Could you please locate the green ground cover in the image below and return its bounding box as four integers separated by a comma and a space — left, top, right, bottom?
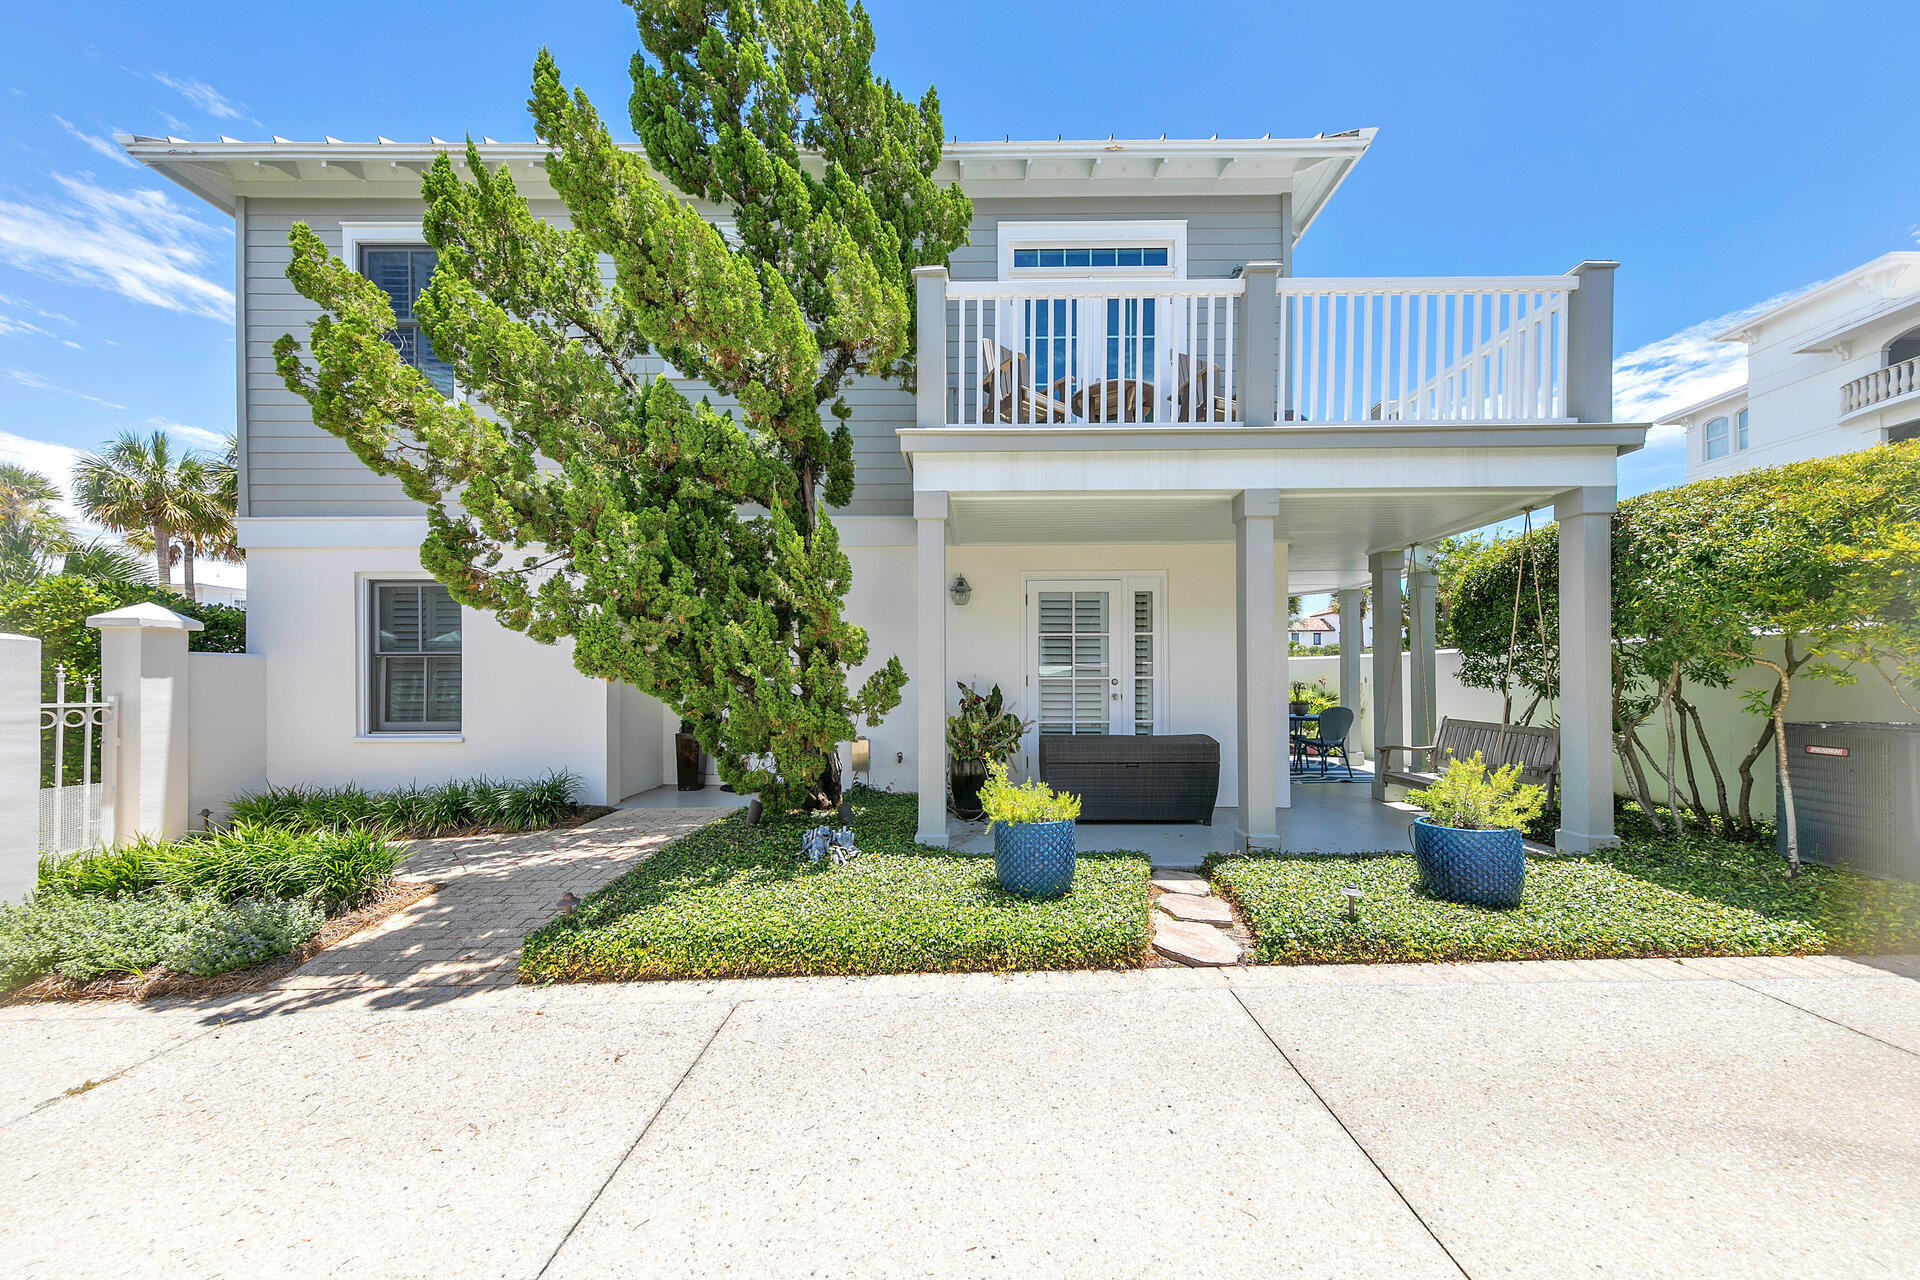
520, 790, 1151, 982
1209, 835, 1920, 965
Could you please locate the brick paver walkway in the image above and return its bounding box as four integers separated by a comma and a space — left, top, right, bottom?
273, 807, 718, 993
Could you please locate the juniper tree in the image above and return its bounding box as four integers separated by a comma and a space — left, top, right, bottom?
274, 0, 971, 808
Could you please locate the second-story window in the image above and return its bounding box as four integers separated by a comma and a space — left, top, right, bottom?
1736, 407, 1749, 451
1704, 416, 1730, 460
359, 246, 456, 397
1013, 247, 1170, 269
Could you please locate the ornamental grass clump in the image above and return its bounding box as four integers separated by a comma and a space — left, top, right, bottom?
229, 769, 581, 837
36, 825, 401, 915
978, 762, 1081, 825
1405, 752, 1546, 831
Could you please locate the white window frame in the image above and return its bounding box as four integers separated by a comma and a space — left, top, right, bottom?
355, 572, 464, 742
1735, 406, 1749, 451
1703, 415, 1730, 461
338, 222, 468, 404
996, 220, 1188, 281
1018, 571, 1170, 775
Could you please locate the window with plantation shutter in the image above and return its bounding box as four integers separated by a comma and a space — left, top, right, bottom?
370, 581, 462, 732
1024, 575, 1165, 765
358, 246, 455, 397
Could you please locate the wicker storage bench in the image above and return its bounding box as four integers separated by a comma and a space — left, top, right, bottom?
1038, 733, 1220, 824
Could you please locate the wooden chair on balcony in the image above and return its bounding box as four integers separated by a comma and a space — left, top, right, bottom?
979, 339, 1068, 423
1171, 352, 1238, 422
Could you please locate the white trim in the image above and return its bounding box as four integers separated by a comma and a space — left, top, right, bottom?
338, 221, 426, 265
996, 220, 1188, 281
239, 517, 430, 549
357, 571, 463, 737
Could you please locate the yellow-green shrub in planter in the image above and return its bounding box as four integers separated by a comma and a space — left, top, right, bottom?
981, 763, 1082, 898
1405, 753, 1547, 909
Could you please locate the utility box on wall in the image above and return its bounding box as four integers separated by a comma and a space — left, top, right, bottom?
1777, 722, 1920, 882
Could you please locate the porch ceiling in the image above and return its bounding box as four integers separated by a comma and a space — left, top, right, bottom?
944, 488, 1554, 589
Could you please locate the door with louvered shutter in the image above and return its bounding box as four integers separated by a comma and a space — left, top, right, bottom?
1024, 577, 1167, 774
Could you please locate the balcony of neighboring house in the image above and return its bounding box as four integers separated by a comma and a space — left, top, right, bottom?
1839, 330, 1920, 425
926, 268, 1587, 429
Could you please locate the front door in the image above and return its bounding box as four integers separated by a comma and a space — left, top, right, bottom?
1022, 576, 1165, 774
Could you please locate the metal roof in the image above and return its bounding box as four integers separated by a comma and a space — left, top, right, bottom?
117, 130, 1375, 243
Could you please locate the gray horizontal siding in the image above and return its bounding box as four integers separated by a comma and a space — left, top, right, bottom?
245, 193, 1281, 520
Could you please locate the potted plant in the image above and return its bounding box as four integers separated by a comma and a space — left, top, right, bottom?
674, 719, 704, 791
1288, 679, 1326, 717
946, 681, 1032, 820
1404, 751, 1547, 908
979, 761, 1082, 898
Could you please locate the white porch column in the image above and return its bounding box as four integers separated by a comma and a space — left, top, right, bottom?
89, 602, 202, 844
1235, 490, 1281, 847
913, 266, 948, 429
1336, 589, 1365, 763
1408, 546, 1439, 750
1555, 486, 1618, 852
0, 633, 40, 902
1368, 550, 1405, 800
914, 490, 950, 846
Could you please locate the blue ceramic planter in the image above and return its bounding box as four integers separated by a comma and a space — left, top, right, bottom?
1411, 818, 1525, 909
993, 819, 1077, 898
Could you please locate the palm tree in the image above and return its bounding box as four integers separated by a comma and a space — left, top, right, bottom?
0, 462, 75, 582
72, 431, 205, 595
60, 537, 155, 587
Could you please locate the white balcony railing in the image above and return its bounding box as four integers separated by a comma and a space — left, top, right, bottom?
921, 267, 1591, 428
1841, 356, 1920, 417
1276, 277, 1574, 424
944, 278, 1246, 426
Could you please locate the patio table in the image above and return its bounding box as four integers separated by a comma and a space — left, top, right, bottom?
1289, 713, 1319, 772
1060, 376, 1156, 423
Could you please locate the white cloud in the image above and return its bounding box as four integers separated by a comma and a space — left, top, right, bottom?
149, 72, 251, 123
1611, 289, 1805, 445
0, 172, 232, 321
7, 367, 126, 410
51, 115, 136, 168
0, 292, 81, 347
146, 415, 227, 450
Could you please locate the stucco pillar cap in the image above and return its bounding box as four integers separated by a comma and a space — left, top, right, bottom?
86, 601, 205, 632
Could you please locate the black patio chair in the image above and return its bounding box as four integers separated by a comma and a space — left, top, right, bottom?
1293, 705, 1356, 779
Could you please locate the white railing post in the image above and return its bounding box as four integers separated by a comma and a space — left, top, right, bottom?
1239, 262, 1281, 426
914, 266, 949, 428
89, 602, 203, 844
1564, 261, 1618, 424
0, 633, 40, 902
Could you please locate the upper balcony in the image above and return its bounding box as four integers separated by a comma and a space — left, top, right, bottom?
1839, 355, 1920, 422
915, 264, 1611, 431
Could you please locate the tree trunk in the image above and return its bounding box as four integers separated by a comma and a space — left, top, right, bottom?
1662, 665, 1684, 841
1753, 656, 1799, 874
1673, 692, 1711, 825
1680, 696, 1734, 831
153, 522, 172, 589
181, 536, 198, 602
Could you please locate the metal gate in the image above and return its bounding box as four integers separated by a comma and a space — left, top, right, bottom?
39, 666, 115, 853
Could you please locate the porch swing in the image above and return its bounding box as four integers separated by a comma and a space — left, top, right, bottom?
1376, 510, 1562, 798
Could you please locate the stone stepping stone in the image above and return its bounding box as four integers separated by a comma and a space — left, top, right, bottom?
1149, 871, 1210, 895
1156, 893, 1233, 926
1153, 917, 1241, 967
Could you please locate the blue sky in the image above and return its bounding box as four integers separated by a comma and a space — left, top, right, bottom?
1, 0, 1915, 550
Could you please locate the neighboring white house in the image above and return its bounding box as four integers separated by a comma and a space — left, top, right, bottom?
1287, 611, 1335, 648
1662, 252, 1920, 481
123, 128, 1642, 854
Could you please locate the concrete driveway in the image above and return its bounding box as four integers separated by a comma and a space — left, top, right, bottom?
2, 955, 1917, 1279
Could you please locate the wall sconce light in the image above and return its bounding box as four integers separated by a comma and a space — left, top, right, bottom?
949, 573, 973, 606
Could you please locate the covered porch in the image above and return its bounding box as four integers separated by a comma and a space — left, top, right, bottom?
950, 772, 1443, 869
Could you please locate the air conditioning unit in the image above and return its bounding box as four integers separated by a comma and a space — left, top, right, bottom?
1777, 722, 1920, 881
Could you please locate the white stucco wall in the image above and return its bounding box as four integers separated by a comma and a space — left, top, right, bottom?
0, 633, 40, 903
188, 652, 268, 824
244, 544, 639, 802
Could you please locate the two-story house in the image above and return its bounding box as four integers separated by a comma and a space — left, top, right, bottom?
1661, 252, 1920, 481
123, 130, 1644, 855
